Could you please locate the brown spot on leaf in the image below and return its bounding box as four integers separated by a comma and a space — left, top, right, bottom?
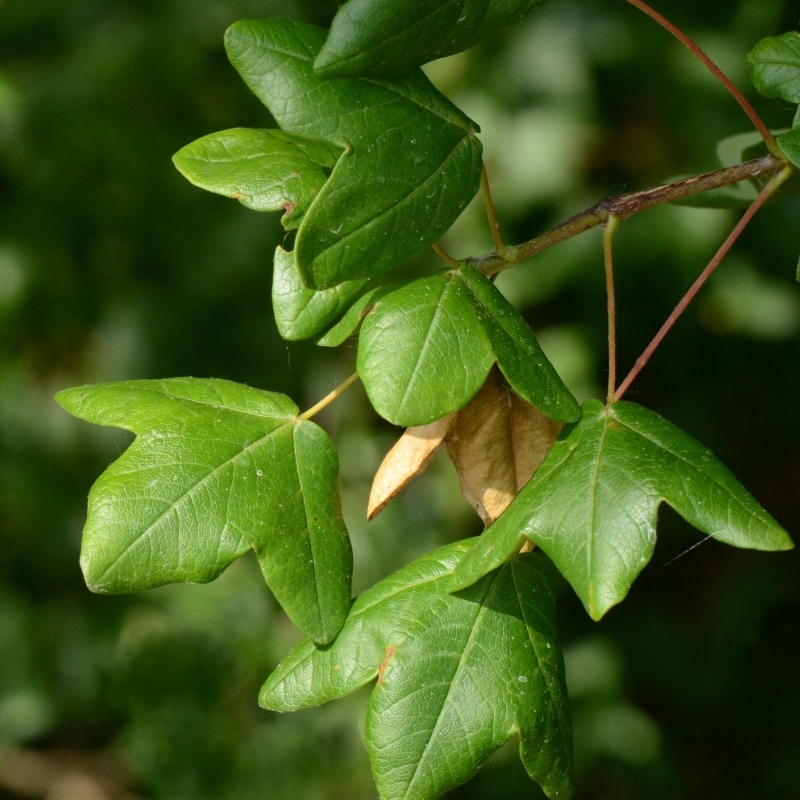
376, 646, 396, 686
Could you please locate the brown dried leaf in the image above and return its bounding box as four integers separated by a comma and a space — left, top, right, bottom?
367, 413, 456, 520
446, 368, 563, 526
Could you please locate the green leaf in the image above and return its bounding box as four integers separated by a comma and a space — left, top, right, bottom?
451, 400, 792, 620
747, 32, 800, 104
172, 128, 340, 229
357, 270, 578, 427
55, 378, 353, 644
460, 267, 579, 423
314, 284, 396, 348
224, 19, 483, 289
261, 541, 572, 800
358, 272, 494, 426
272, 246, 370, 340
778, 127, 800, 169
314, 0, 546, 78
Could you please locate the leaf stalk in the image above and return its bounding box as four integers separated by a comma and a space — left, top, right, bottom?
299, 372, 361, 421
603, 216, 620, 405
614, 166, 793, 400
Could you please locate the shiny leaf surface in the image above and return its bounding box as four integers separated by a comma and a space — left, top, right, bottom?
56, 379, 353, 644
451, 400, 792, 620
261, 541, 572, 800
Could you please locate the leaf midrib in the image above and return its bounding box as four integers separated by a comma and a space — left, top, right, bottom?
93, 421, 293, 582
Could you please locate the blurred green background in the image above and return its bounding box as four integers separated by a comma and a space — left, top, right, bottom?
1, 0, 799, 798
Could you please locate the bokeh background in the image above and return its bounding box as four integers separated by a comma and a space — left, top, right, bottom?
2, 0, 800, 798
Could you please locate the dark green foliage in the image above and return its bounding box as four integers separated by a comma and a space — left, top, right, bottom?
314, 0, 548, 78
225, 19, 483, 289
262, 542, 572, 800
451, 400, 792, 619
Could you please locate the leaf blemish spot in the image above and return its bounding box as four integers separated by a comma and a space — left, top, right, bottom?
376, 646, 396, 686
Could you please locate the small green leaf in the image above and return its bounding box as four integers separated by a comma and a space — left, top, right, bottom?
747, 32, 800, 104
357, 272, 494, 426
451, 400, 792, 620
56, 378, 353, 644
460, 267, 579, 423
314, 0, 546, 78
225, 19, 483, 289
778, 127, 800, 169
272, 247, 370, 341
357, 270, 578, 426
172, 128, 340, 229
794, 105, 800, 128
261, 541, 572, 800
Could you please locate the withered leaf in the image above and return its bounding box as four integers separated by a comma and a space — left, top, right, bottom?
446, 369, 563, 526
367, 414, 456, 520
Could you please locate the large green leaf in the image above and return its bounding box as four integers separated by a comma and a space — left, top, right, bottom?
272, 246, 370, 340
224, 19, 483, 289
56, 378, 353, 644
172, 128, 340, 229
261, 541, 572, 800
357, 269, 578, 426
314, 0, 546, 78
747, 32, 800, 104
451, 400, 792, 620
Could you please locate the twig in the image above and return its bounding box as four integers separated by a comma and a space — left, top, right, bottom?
299, 372, 361, 420
432, 242, 462, 268
624, 0, 779, 154
603, 216, 620, 404
468, 154, 786, 276
481, 164, 506, 254
615, 166, 793, 400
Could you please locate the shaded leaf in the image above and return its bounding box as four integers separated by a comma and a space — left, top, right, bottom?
748, 32, 800, 104
172, 128, 340, 229
778, 127, 800, 169
315, 284, 402, 348
357, 269, 577, 427
272, 246, 370, 341
446, 368, 563, 525
261, 541, 572, 800
367, 414, 455, 520
56, 379, 353, 644
225, 19, 483, 289
314, 0, 547, 78
451, 400, 792, 620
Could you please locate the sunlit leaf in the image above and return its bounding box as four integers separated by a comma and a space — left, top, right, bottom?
261, 541, 573, 800
172, 128, 340, 229
314, 0, 547, 78
451, 400, 792, 620
357, 269, 578, 426
56, 378, 353, 644
224, 19, 483, 289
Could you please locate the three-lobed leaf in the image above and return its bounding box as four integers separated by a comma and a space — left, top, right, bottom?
747, 32, 800, 104
451, 400, 793, 620
314, 0, 547, 78
261, 541, 573, 800
357, 267, 579, 426
56, 378, 353, 644
224, 19, 483, 289
172, 128, 340, 229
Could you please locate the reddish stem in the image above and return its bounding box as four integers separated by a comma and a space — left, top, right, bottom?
625, 0, 779, 154
615, 167, 792, 401
481, 164, 505, 254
